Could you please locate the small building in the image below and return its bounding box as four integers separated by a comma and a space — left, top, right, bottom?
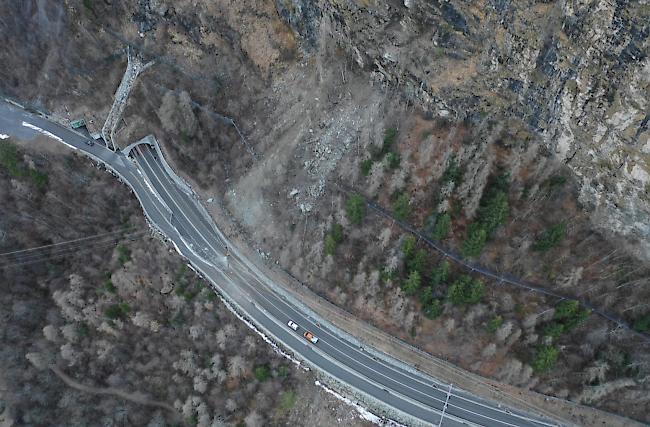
70, 118, 86, 129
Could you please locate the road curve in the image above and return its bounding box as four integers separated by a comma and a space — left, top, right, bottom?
0, 99, 561, 427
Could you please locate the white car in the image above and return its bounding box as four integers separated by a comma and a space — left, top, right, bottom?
287, 320, 299, 331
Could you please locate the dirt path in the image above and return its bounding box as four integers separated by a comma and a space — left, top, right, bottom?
51, 366, 178, 416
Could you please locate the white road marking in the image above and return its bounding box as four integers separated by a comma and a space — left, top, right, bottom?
21, 121, 78, 150
136, 144, 555, 427
225, 251, 554, 426
226, 264, 539, 427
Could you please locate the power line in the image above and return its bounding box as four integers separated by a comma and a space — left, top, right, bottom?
1, 231, 146, 265
0, 240, 123, 269
334, 180, 650, 343
0, 228, 139, 257
1, 231, 145, 262
0, 232, 145, 269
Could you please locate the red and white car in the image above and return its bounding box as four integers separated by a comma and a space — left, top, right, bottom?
303, 331, 319, 344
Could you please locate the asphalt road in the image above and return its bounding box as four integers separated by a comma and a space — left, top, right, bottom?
0, 99, 560, 427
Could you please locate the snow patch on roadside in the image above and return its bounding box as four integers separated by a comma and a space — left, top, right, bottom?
133, 163, 308, 372
213, 288, 309, 372
21, 121, 78, 151
166, 240, 309, 372
0, 133, 9, 139
150, 181, 406, 420
171, 240, 185, 259
136, 168, 172, 212
186, 263, 199, 274
178, 234, 205, 261
314, 380, 405, 426
3, 98, 25, 109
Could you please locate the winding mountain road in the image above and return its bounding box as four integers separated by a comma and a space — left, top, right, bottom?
0, 99, 561, 427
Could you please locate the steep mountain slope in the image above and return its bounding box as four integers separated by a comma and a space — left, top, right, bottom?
1, 0, 648, 423
0, 137, 367, 426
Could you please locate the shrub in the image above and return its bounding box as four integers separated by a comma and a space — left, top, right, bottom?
447, 275, 484, 305
171, 310, 185, 327
277, 390, 297, 414
460, 173, 510, 246
174, 275, 202, 302
477, 190, 509, 234
183, 288, 199, 302
402, 270, 421, 296
423, 299, 443, 319
431, 212, 451, 240
213, 76, 223, 96
382, 127, 397, 153
254, 365, 271, 381
546, 175, 567, 189
77, 322, 89, 337
380, 267, 396, 284
533, 223, 566, 252
392, 192, 411, 221
419, 286, 434, 305
597, 349, 639, 379
330, 223, 343, 243
553, 299, 590, 330
345, 193, 366, 225
406, 249, 427, 275
532, 345, 558, 373
277, 365, 290, 379
385, 152, 400, 169
202, 288, 217, 302
360, 158, 373, 176
449, 200, 462, 218
430, 260, 450, 287
554, 300, 580, 320
0, 141, 48, 190
180, 130, 191, 145
401, 235, 417, 259
104, 280, 117, 293
175, 264, 188, 282
441, 156, 462, 183
633, 313, 650, 333
491, 172, 511, 193
486, 316, 503, 333
542, 322, 565, 339
324, 234, 337, 256
0, 140, 23, 178
116, 244, 131, 265
105, 303, 130, 320
462, 223, 487, 257
324, 223, 344, 256
537, 301, 591, 365
29, 169, 48, 191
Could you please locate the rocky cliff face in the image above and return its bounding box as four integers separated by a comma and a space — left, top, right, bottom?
277, 0, 650, 259
2, 0, 649, 422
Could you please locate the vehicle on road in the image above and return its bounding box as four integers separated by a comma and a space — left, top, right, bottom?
303, 331, 319, 344
287, 320, 299, 331
85, 139, 94, 146
0, 101, 558, 427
